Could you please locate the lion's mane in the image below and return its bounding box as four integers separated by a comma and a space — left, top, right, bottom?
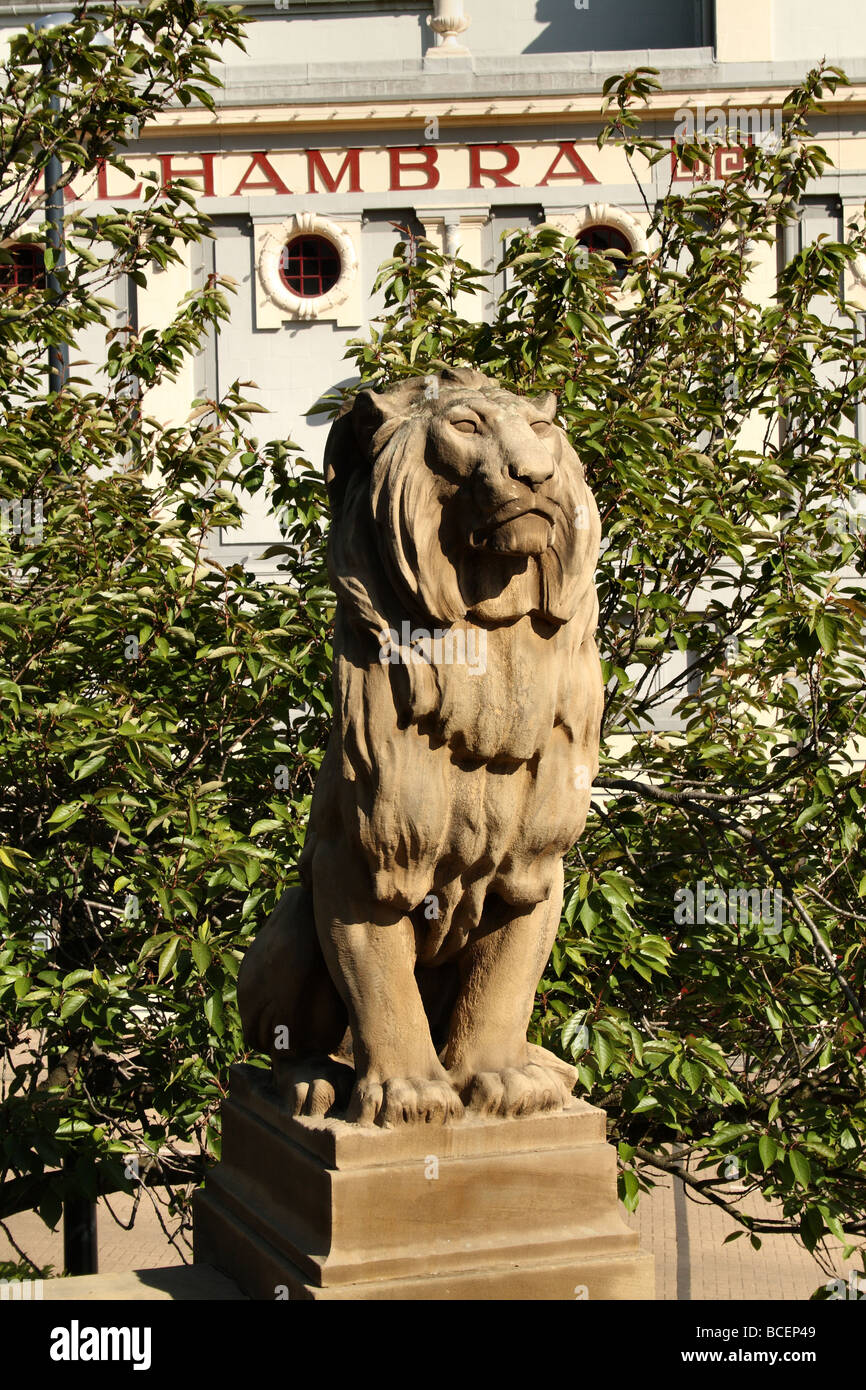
301, 370, 603, 955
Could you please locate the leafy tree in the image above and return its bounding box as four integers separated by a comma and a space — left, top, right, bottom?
0, 1, 333, 1264
321, 65, 866, 1292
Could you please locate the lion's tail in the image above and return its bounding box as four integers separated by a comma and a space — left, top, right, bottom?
237, 885, 347, 1061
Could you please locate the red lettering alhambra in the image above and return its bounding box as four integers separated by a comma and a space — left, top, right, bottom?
90, 142, 599, 199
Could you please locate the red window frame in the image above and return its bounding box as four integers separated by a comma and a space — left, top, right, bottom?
278, 235, 341, 298
576, 225, 632, 281
0, 243, 45, 292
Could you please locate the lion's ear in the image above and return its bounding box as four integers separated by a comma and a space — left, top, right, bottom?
323, 388, 398, 514
532, 391, 558, 422
351, 389, 398, 454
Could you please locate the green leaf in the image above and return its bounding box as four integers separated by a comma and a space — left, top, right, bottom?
204, 991, 224, 1037
814, 615, 837, 653
72, 754, 106, 780
61, 970, 92, 989
99, 805, 132, 837
248, 819, 283, 836
156, 937, 180, 983
621, 1168, 641, 1212
789, 1150, 812, 1187
631, 1095, 659, 1114
800, 1207, 824, 1252
680, 1060, 703, 1093
46, 803, 84, 827
594, 1031, 615, 1076
793, 803, 822, 833
191, 940, 212, 974
758, 1134, 777, 1169
174, 888, 198, 919
59, 992, 87, 1020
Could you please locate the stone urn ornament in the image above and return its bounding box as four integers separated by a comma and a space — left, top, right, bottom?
426, 0, 471, 54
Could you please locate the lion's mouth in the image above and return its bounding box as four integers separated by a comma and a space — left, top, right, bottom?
470, 499, 556, 555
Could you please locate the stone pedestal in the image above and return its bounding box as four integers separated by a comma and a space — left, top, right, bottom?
193, 1064, 654, 1301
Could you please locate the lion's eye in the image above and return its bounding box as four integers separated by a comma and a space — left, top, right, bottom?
530, 420, 552, 433
451, 418, 479, 434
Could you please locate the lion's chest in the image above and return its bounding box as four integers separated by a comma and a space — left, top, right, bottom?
330, 617, 599, 930
428, 620, 564, 763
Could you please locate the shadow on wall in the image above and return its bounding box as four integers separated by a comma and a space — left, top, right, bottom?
305, 372, 359, 434
524, 0, 702, 54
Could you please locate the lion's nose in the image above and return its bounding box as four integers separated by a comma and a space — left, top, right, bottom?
505, 443, 554, 488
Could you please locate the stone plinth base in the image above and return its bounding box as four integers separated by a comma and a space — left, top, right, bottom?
193, 1063, 654, 1301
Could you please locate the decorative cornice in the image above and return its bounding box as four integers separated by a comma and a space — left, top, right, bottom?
133, 71, 866, 138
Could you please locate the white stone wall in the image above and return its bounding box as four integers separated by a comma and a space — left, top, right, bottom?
771, 0, 866, 63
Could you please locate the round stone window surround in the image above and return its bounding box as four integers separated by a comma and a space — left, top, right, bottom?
568, 202, 648, 259
258, 212, 358, 322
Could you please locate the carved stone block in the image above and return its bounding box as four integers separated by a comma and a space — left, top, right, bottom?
194, 1065, 654, 1300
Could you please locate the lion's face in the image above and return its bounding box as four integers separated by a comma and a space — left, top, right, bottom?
426, 384, 566, 559
324, 368, 600, 626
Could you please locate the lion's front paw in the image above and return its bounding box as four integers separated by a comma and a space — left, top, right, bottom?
275, 1055, 354, 1118
348, 1075, 464, 1128
460, 1061, 574, 1118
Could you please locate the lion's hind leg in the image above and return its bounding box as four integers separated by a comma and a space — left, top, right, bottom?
237, 884, 350, 1117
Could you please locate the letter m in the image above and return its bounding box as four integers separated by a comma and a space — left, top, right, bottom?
729, 886, 761, 924
101, 1328, 129, 1361
0, 499, 21, 533
730, 108, 763, 143
307, 149, 361, 193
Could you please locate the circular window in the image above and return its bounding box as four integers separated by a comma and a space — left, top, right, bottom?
279, 235, 341, 299
576, 225, 632, 282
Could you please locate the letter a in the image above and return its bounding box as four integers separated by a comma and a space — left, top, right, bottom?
231, 153, 291, 197
50, 1328, 70, 1362
539, 142, 599, 186
673, 886, 693, 925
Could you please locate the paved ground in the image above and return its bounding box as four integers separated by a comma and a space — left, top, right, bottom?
1, 1160, 853, 1299
621, 1164, 851, 1300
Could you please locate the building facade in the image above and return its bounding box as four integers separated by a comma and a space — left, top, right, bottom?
3, 0, 866, 578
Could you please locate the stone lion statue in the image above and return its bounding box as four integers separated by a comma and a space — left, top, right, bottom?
238, 367, 603, 1127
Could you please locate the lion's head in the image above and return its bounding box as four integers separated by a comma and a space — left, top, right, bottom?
324, 368, 599, 630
